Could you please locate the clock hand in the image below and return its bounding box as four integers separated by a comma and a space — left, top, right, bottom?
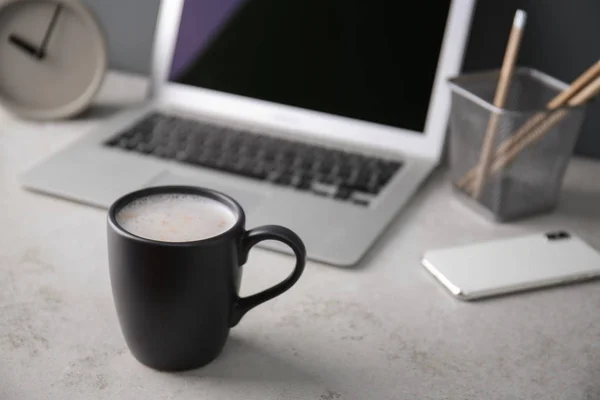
8, 34, 39, 58
7, 4, 63, 60
36, 4, 63, 59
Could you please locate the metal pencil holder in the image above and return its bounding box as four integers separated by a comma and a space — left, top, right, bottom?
447, 68, 587, 222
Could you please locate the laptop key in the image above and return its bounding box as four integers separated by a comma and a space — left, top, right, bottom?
294, 176, 312, 191
318, 175, 337, 186
335, 186, 353, 201
352, 175, 380, 194
251, 167, 269, 181
274, 173, 293, 186
337, 165, 354, 181
353, 198, 370, 207
368, 174, 382, 194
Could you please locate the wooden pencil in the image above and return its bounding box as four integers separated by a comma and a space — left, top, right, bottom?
469, 9, 527, 199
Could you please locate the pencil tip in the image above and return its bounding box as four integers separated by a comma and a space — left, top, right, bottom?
514, 9, 527, 28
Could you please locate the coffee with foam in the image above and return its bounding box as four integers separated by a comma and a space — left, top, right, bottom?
116, 193, 237, 242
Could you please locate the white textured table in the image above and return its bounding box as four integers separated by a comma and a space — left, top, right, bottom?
2, 72, 600, 400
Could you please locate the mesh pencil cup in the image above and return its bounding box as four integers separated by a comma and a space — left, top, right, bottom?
447, 68, 587, 222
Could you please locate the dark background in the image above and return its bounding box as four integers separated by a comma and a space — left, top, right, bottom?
85, 0, 600, 158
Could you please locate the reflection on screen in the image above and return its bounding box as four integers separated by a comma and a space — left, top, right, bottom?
169, 0, 451, 133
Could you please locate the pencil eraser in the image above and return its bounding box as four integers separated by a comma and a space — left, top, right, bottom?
514, 10, 527, 28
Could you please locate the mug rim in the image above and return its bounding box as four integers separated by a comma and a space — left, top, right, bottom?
107, 185, 246, 246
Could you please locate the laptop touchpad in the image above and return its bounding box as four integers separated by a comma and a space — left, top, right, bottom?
146, 172, 267, 213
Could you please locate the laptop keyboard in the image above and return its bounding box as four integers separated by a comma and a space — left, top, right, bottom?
104, 113, 402, 206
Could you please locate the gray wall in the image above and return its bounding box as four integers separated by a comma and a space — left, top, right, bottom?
86, 0, 600, 158
82, 0, 161, 75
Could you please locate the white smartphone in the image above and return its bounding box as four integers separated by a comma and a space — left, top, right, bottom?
422, 231, 600, 300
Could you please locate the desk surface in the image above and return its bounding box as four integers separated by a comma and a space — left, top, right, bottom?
2, 72, 600, 400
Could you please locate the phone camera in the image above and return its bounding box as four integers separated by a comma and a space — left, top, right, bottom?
546, 231, 571, 241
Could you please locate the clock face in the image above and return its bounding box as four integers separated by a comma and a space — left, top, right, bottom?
0, 0, 107, 119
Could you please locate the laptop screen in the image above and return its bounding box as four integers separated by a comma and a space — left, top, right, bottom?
169, 0, 451, 133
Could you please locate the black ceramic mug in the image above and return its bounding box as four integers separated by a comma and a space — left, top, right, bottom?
107, 186, 306, 371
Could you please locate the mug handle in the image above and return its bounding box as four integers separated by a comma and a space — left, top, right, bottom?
230, 225, 306, 327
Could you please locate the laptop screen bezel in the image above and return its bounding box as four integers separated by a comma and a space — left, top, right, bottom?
150, 0, 474, 160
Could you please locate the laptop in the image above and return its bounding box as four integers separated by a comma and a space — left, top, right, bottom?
20, 0, 474, 266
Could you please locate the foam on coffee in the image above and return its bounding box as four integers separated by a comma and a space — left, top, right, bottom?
116, 193, 237, 242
